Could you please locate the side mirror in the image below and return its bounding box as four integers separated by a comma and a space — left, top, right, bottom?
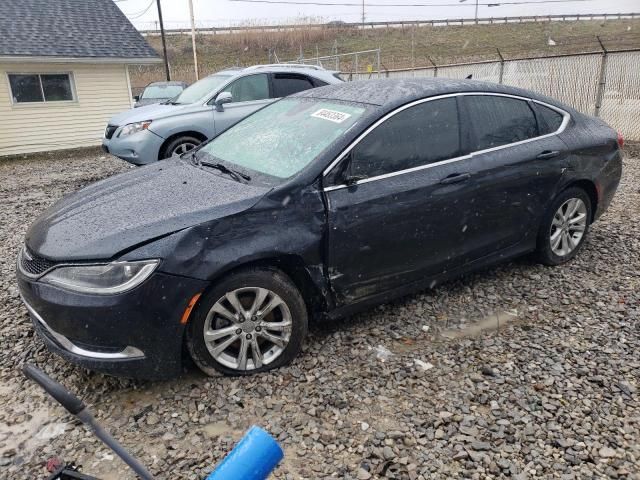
344, 172, 367, 186
340, 153, 366, 187
214, 91, 233, 112
133, 95, 140, 102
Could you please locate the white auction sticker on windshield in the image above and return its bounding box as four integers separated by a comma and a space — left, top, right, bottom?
311, 108, 352, 123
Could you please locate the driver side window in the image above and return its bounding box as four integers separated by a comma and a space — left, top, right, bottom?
349, 97, 461, 179
226, 74, 269, 103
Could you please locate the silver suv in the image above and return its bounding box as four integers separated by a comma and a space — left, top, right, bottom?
102, 64, 343, 165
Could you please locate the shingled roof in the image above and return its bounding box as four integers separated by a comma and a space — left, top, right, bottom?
0, 0, 161, 61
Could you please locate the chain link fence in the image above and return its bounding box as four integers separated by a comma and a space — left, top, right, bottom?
129, 48, 639, 140
364, 48, 640, 140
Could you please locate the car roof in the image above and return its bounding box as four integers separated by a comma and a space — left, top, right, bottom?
147, 81, 187, 87
293, 77, 575, 113
213, 64, 341, 84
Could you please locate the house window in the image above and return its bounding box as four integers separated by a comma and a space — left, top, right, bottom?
8, 73, 75, 103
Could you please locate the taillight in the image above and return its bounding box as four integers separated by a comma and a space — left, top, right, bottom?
617, 131, 624, 149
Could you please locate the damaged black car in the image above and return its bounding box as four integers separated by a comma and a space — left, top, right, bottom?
17, 79, 622, 379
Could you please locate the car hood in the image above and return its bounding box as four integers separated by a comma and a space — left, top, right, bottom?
25, 159, 271, 261
108, 102, 202, 125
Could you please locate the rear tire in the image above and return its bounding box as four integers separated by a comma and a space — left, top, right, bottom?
536, 187, 592, 266
186, 267, 308, 376
161, 135, 202, 159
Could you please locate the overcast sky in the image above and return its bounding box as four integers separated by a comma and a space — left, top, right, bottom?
115, 0, 639, 29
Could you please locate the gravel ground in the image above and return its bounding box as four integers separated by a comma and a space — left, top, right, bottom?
0, 147, 638, 479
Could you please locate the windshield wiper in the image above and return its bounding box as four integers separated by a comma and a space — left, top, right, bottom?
200, 160, 251, 182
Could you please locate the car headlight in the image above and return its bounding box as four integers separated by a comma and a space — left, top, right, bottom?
40, 260, 159, 294
118, 120, 152, 137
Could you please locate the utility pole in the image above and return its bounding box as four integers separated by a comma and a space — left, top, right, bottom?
188, 0, 199, 80
361, 0, 365, 27
459, 0, 479, 24
156, 0, 171, 80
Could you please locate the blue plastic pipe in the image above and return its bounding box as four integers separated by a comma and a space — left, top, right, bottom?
206, 426, 284, 480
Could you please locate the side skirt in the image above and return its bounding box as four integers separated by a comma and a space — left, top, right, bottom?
323, 241, 535, 321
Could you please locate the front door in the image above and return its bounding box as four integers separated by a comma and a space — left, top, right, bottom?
213, 73, 273, 135
324, 96, 472, 304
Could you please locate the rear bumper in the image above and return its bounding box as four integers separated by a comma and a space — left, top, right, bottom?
594, 149, 623, 221
17, 271, 208, 380
102, 128, 165, 166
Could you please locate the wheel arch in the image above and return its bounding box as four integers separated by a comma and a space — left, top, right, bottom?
563, 179, 598, 223
196, 254, 330, 323
159, 131, 208, 160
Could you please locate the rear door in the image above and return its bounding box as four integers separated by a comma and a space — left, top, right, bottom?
271, 73, 318, 98
213, 73, 272, 134
448, 94, 569, 266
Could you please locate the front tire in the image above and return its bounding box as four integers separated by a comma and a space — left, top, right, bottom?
186, 267, 308, 376
161, 135, 202, 159
536, 187, 592, 266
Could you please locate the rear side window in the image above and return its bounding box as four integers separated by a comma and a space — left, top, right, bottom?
534, 103, 564, 135
350, 97, 460, 179
226, 74, 269, 102
463, 95, 538, 151
272, 74, 315, 98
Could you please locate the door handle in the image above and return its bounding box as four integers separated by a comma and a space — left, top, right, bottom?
536, 150, 561, 159
440, 172, 471, 185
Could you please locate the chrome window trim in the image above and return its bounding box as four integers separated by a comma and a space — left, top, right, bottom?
322, 92, 570, 193
205, 72, 271, 105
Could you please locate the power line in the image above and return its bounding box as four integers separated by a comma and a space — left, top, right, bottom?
128, 0, 155, 19
227, 0, 595, 6
120, 0, 150, 16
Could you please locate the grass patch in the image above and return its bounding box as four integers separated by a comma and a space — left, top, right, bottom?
131, 18, 640, 91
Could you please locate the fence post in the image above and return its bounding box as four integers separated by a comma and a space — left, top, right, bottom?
428, 56, 438, 78
594, 36, 608, 117
496, 48, 505, 84
377, 48, 381, 79
355, 53, 359, 79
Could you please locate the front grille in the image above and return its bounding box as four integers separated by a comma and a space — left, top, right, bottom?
104, 124, 118, 139
20, 248, 58, 277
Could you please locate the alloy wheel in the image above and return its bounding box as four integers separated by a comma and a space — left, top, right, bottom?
203, 287, 293, 371
171, 141, 197, 156
549, 197, 587, 257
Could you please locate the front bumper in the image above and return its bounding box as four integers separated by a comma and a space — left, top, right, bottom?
102, 128, 165, 166
17, 271, 208, 380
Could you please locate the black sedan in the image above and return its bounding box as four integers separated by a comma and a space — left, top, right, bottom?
133, 81, 188, 107
17, 79, 623, 379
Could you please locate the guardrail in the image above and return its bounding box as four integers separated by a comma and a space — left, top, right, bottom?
139, 12, 639, 36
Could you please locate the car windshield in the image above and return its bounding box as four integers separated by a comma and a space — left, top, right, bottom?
198, 98, 367, 179
172, 74, 231, 104
142, 84, 185, 99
